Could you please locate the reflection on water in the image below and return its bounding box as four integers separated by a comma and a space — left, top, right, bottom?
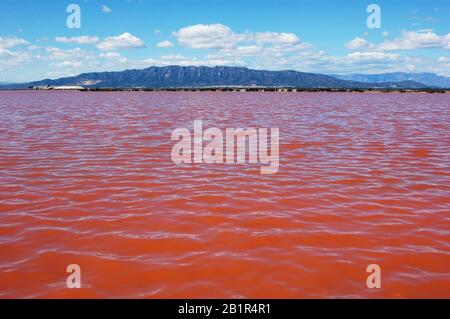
0, 91, 449, 298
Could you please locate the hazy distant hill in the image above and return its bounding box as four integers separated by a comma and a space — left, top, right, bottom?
1, 66, 431, 89
331, 72, 450, 88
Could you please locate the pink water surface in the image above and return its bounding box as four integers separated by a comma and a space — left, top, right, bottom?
0, 91, 449, 298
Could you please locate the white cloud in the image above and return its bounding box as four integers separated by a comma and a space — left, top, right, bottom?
101, 5, 112, 13
253, 32, 300, 45
346, 37, 371, 50
347, 51, 400, 61
171, 23, 310, 69
173, 23, 303, 51
99, 52, 128, 63
382, 31, 389, 37
234, 45, 263, 56
345, 30, 450, 53
170, 24, 443, 75
55, 36, 99, 44
0, 48, 14, 57
97, 33, 146, 51
99, 52, 121, 59
377, 30, 450, 51
50, 60, 83, 68
156, 40, 174, 48
45, 47, 91, 61
0, 48, 32, 71
174, 24, 237, 49
0, 36, 29, 49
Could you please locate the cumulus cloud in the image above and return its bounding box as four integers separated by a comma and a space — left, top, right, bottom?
346, 37, 372, 50
171, 23, 309, 67
99, 52, 128, 64
173, 24, 237, 50
378, 30, 450, 51
168, 23, 447, 75
173, 23, 303, 51
0, 47, 32, 71
156, 40, 174, 48
347, 51, 400, 61
99, 52, 121, 59
45, 47, 90, 60
0, 36, 29, 49
97, 33, 146, 51
348, 30, 450, 52
233, 45, 262, 56
50, 60, 83, 68
55, 36, 99, 44
253, 32, 300, 45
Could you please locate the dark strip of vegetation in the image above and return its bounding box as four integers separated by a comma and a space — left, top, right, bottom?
0, 86, 446, 93
78, 87, 447, 93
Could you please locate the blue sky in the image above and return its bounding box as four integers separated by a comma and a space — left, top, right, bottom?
0, 0, 449, 82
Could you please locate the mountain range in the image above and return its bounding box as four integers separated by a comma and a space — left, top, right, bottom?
0, 66, 444, 90
330, 72, 450, 88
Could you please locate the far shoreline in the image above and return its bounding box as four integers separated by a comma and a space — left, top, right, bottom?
1, 87, 448, 94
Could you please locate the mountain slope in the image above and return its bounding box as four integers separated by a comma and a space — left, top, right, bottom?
1, 66, 430, 89
331, 72, 450, 88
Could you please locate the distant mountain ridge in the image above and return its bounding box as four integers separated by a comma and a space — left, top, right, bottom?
0, 66, 433, 89
331, 72, 450, 88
